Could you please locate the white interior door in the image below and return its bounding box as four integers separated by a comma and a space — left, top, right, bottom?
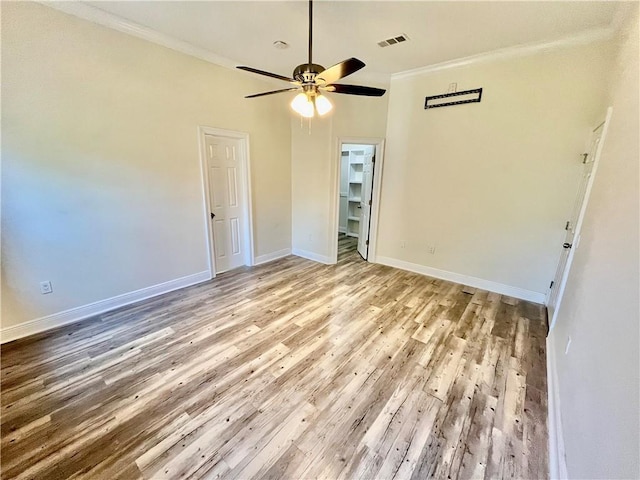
547, 111, 611, 328
357, 146, 375, 259
205, 134, 246, 273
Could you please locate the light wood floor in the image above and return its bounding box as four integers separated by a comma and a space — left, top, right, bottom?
1, 236, 548, 479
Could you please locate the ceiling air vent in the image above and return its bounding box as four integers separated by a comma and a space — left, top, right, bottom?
377, 34, 409, 48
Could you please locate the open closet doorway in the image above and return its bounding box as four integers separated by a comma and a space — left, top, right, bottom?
333, 139, 384, 263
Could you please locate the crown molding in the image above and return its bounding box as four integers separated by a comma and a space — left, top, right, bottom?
39, 1, 391, 87
38, 1, 616, 88
391, 26, 616, 81
610, 1, 637, 34
39, 1, 240, 71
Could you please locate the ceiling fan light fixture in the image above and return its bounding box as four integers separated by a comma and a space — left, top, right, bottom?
291, 92, 315, 118
315, 94, 333, 116
238, 0, 386, 112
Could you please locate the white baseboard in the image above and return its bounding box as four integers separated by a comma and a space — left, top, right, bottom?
0, 271, 211, 344
546, 335, 568, 479
375, 256, 546, 304
254, 248, 291, 266
292, 248, 334, 265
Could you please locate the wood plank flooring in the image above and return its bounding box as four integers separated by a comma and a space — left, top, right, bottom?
1, 236, 548, 479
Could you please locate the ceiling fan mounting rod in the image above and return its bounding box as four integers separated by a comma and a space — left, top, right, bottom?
308, 0, 313, 71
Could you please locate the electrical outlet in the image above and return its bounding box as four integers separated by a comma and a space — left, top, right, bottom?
427, 245, 436, 254
400, 241, 406, 248
565, 335, 572, 355
40, 281, 53, 295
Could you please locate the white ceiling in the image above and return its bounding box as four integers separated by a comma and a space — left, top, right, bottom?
84, 1, 622, 84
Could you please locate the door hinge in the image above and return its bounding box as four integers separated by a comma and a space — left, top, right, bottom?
549, 280, 554, 289
372, 155, 376, 163
368, 199, 372, 206
366, 240, 369, 245
582, 153, 589, 164
565, 221, 570, 231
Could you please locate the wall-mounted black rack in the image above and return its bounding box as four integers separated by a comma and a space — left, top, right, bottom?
424, 88, 483, 109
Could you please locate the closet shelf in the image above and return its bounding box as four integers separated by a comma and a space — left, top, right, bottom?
347, 216, 360, 222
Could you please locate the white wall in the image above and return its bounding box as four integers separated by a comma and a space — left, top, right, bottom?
378, 41, 615, 300
550, 6, 639, 478
291, 116, 334, 262
1, 3, 292, 330
291, 93, 388, 262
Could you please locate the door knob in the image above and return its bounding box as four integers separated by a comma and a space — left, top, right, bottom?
563, 242, 572, 249
210, 212, 216, 219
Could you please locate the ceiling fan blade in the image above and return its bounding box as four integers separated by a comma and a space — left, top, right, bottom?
325, 84, 386, 97
316, 58, 365, 85
236, 66, 296, 84
245, 88, 300, 99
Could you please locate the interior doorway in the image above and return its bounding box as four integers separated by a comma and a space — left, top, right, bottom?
547, 107, 612, 329
333, 139, 384, 263
199, 126, 255, 278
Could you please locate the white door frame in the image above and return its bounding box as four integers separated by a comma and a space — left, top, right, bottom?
330, 137, 385, 264
546, 107, 613, 330
198, 126, 255, 278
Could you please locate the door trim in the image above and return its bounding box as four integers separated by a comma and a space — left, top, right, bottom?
330, 137, 385, 264
198, 126, 255, 278
546, 107, 612, 330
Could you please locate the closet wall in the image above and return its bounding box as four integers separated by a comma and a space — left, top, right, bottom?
339, 144, 374, 238
338, 151, 349, 233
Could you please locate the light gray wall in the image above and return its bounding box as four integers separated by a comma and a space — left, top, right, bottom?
550, 6, 640, 478
1, 3, 292, 329
378, 40, 615, 299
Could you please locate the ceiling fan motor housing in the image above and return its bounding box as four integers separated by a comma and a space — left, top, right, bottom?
293, 63, 325, 84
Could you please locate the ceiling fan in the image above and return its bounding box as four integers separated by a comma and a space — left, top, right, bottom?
236, 0, 386, 118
